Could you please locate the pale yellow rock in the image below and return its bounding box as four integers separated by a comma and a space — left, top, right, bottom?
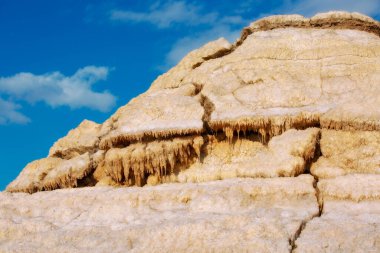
318, 174, 380, 202
102, 136, 204, 186
294, 174, 380, 252
311, 130, 380, 179
99, 84, 204, 148
6, 153, 93, 193
6, 157, 63, 193
41, 153, 92, 191
238, 11, 380, 45
178, 128, 319, 183
0, 175, 318, 253
97, 12, 380, 148
149, 38, 232, 91
186, 26, 380, 136
3, 11, 380, 253
49, 120, 105, 159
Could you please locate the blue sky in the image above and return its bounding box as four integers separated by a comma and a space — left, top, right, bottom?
1, 0, 380, 190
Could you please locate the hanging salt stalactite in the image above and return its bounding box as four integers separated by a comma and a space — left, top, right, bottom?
103, 136, 204, 186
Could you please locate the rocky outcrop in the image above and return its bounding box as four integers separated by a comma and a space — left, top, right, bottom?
0, 176, 318, 253
1, 11, 380, 252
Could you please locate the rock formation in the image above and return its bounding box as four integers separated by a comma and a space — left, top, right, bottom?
1, 11, 379, 252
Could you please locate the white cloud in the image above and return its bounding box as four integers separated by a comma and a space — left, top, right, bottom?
273, 0, 380, 17
110, 1, 218, 28
0, 66, 116, 124
0, 98, 30, 125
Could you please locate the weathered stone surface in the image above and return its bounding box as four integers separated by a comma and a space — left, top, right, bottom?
187, 27, 380, 136
3, 11, 380, 253
7, 153, 93, 193
99, 84, 205, 149
294, 174, 380, 252
238, 11, 380, 46
178, 128, 319, 183
0, 175, 318, 253
49, 120, 104, 159
311, 130, 380, 179
102, 136, 204, 186
149, 38, 232, 91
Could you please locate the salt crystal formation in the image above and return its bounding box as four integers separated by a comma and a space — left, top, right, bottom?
1, 11, 380, 252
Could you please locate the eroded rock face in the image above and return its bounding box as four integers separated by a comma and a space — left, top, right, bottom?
2, 11, 380, 252
49, 120, 105, 159
295, 174, 380, 252
311, 129, 380, 178
0, 176, 318, 253
178, 128, 319, 183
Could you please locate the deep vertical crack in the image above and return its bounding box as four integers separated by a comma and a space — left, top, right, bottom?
291, 141, 324, 252
290, 186, 323, 252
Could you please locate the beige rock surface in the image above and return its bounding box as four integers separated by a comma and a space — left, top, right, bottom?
294, 174, 380, 252
187, 27, 380, 136
178, 128, 319, 183
102, 136, 204, 186
311, 130, 380, 179
7, 153, 93, 193
0, 175, 318, 253
149, 38, 232, 91
49, 120, 104, 159
99, 84, 205, 149
3, 11, 380, 253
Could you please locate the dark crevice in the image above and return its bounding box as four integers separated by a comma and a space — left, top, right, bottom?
304, 129, 322, 174
200, 94, 215, 135
108, 132, 202, 149
191, 83, 203, 96
192, 48, 233, 69
290, 186, 323, 252
51, 147, 98, 160
77, 174, 97, 187
291, 142, 324, 252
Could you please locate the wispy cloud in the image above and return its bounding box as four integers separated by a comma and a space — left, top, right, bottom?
0, 98, 30, 125
0, 66, 117, 124
110, 1, 219, 28
112, 1, 247, 67
272, 0, 380, 17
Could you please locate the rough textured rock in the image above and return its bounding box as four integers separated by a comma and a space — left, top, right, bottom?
100, 84, 205, 149
0, 175, 318, 253
149, 38, 232, 91
178, 128, 319, 183
311, 129, 380, 179
294, 174, 380, 252
49, 120, 104, 159
2, 11, 380, 252
102, 136, 204, 186
191, 27, 380, 136
6, 153, 94, 193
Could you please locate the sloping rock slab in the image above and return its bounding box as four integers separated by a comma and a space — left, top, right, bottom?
0, 175, 318, 253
